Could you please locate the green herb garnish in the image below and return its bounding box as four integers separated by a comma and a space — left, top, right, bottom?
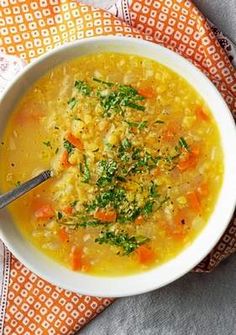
97, 159, 118, 187
121, 138, 132, 150
179, 137, 190, 151
117, 200, 141, 223
97, 81, 145, 116
93, 77, 114, 87
67, 97, 77, 109
157, 196, 170, 210
43, 141, 52, 149
78, 219, 107, 228
86, 186, 126, 212
95, 231, 149, 255
71, 200, 78, 208
143, 200, 154, 215
75, 80, 91, 96
57, 212, 63, 220
129, 151, 157, 174
80, 155, 90, 183
149, 181, 159, 198
125, 120, 148, 130
63, 139, 74, 154
155, 120, 165, 124
118, 138, 132, 162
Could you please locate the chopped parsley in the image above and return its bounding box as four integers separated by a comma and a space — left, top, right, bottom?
179, 137, 190, 151
58, 217, 108, 229
78, 219, 107, 228
97, 159, 118, 187
96, 81, 145, 116
118, 138, 132, 162
149, 181, 159, 198
86, 186, 126, 212
157, 196, 170, 210
125, 120, 148, 130
71, 200, 78, 208
117, 200, 142, 223
80, 155, 90, 183
43, 141, 52, 149
95, 231, 149, 255
93, 77, 114, 87
129, 151, 158, 174
143, 200, 154, 215
75, 80, 91, 96
57, 212, 63, 220
155, 120, 165, 124
63, 139, 74, 154
67, 97, 77, 109
121, 138, 132, 150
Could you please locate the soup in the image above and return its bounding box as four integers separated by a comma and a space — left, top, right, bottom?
0, 53, 223, 276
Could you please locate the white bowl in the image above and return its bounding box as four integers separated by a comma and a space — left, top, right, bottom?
0, 36, 236, 297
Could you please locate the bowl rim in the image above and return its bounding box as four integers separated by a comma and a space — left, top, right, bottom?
1, 35, 236, 297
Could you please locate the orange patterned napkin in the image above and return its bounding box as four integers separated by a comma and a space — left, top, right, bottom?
0, 0, 236, 334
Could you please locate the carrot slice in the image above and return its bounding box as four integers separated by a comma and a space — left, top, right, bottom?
58, 227, 69, 243
195, 106, 210, 121
15, 109, 43, 124
163, 128, 175, 141
162, 223, 186, 241
151, 167, 160, 176
187, 191, 201, 212
63, 206, 73, 215
136, 245, 155, 264
34, 204, 54, 220
177, 154, 195, 171
159, 210, 188, 241
94, 209, 117, 222
171, 230, 187, 240
135, 215, 144, 225
162, 122, 180, 142
197, 182, 208, 197
70, 247, 90, 272
138, 87, 155, 99
61, 150, 71, 168
67, 133, 84, 150
174, 209, 186, 225
162, 210, 188, 241
177, 147, 199, 171
70, 246, 83, 271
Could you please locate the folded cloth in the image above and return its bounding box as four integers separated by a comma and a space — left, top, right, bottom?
0, 1, 236, 334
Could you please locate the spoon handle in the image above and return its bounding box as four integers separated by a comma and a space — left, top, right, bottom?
0, 170, 52, 210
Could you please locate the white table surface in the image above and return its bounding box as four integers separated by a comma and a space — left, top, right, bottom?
80, 1, 236, 334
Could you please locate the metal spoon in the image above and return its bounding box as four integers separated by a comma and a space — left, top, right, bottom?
0, 170, 52, 209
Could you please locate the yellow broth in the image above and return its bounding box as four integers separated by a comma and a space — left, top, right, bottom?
0, 53, 223, 276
